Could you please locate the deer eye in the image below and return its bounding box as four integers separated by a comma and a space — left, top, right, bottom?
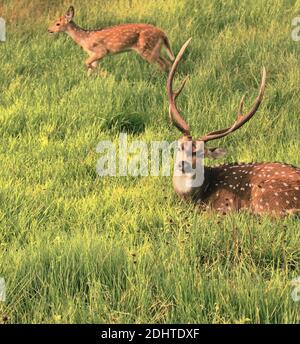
56, 23, 60, 26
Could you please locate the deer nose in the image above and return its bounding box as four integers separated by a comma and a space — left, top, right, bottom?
48, 29, 53, 33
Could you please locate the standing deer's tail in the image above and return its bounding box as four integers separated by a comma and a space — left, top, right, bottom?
163, 36, 175, 61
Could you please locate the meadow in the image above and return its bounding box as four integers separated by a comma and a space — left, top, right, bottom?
0, 0, 300, 323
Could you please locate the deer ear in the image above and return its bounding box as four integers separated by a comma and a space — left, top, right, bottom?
65, 6, 75, 22
206, 147, 227, 159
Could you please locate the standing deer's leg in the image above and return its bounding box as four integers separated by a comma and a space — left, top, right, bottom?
156, 56, 171, 72
155, 57, 170, 72
85, 61, 98, 76
85, 50, 107, 76
136, 49, 153, 65
151, 38, 172, 72
91, 61, 98, 69
135, 33, 169, 72
137, 49, 169, 72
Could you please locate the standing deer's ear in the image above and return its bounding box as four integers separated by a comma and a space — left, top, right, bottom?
205, 147, 227, 159
65, 6, 75, 22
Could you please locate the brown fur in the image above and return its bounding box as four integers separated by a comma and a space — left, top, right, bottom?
168, 39, 300, 217
48, 6, 174, 74
199, 162, 300, 216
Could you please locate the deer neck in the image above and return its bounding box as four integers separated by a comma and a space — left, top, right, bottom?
65, 21, 90, 48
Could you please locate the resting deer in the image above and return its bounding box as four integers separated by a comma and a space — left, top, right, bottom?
48, 6, 174, 75
167, 39, 300, 217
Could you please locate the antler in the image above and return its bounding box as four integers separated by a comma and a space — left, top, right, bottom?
198, 67, 267, 142
167, 39, 266, 142
167, 38, 192, 136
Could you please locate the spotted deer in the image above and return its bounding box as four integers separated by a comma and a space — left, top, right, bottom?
48, 6, 174, 75
167, 39, 300, 217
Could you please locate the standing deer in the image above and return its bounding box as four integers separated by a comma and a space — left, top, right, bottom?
167, 39, 300, 217
48, 6, 174, 75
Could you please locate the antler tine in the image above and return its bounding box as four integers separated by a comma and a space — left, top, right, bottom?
199, 67, 267, 142
167, 38, 192, 136
174, 76, 189, 99
237, 94, 245, 117
168, 76, 189, 123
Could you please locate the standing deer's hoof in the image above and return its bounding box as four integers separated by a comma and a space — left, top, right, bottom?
87, 68, 94, 77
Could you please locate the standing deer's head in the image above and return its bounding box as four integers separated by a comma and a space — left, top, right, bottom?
48, 6, 75, 33
167, 39, 266, 198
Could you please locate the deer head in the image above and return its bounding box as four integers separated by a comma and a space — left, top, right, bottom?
167, 38, 266, 201
48, 6, 75, 33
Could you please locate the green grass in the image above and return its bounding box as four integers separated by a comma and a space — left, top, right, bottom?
0, 0, 300, 323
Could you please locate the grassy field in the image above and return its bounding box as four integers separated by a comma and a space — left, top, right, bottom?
0, 0, 300, 323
